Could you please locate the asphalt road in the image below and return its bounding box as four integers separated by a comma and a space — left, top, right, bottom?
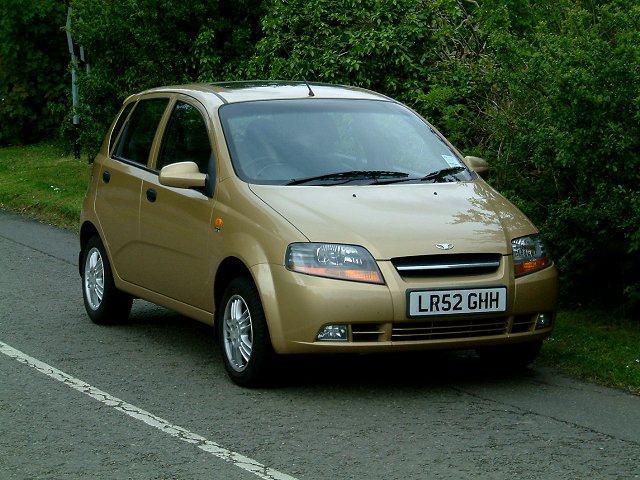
1, 209, 639, 479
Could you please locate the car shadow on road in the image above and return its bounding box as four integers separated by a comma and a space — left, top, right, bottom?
116, 300, 543, 391
273, 350, 541, 390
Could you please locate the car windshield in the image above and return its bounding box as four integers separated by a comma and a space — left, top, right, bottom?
219, 99, 474, 185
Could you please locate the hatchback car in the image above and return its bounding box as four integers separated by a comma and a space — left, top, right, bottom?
80, 81, 558, 386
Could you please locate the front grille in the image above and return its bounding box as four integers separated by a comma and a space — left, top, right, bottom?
349, 317, 515, 343
391, 317, 508, 341
511, 314, 536, 333
392, 253, 502, 278
351, 323, 385, 342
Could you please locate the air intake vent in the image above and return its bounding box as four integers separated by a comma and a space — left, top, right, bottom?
392, 317, 508, 341
511, 314, 536, 333
348, 316, 535, 343
351, 323, 385, 342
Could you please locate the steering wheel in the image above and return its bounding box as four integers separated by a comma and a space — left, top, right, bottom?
243, 155, 292, 179
255, 161, 290, 178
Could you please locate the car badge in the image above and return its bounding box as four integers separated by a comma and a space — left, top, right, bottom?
436, 243, 454, 250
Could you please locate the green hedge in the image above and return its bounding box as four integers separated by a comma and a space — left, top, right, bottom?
237, 0, 640, 312
0, 0, 69, 145
69, 0, 263, 155
1, 0, 638, 312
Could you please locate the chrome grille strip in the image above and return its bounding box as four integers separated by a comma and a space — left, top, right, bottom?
391, 253, 502, 277
391, 318, 508, 341
396, 260, 500, 272
349, 316, 539, 343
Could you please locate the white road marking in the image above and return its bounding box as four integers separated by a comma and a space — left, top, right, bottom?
0, 340, 298, 480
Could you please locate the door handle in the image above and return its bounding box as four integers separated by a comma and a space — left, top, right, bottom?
146, 188, 157, 202
102, 171, 111, 183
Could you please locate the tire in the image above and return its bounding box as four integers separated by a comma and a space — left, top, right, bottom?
218, 276, 275, 387
81, 235, 133, 325
476, 340, 543, 369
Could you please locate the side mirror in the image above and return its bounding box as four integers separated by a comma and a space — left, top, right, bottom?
465, 156, 489, 178
159, 161, 207, 189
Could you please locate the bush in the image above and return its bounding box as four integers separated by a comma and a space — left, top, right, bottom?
238, 0, 485, 116
70, 0, 262, 157
237, 0, 640, 312
0, 0, 69, 146
7, 0, 636, 312
473, 0, 640, 312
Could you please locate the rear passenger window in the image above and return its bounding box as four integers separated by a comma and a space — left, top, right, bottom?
114, 98, 169, 165
157, 101, 212, 173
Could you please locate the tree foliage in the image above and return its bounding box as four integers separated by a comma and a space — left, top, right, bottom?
70, 0, 263, 153
0, 0, 69, 145
237, 0, 486, 122
239, 0, 640, 310
1, 0, 638, 311
473, 0, 640, 311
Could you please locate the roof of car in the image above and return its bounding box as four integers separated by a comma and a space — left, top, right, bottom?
137, 81, 392, 105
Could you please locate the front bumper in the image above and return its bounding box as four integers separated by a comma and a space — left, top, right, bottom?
255, 258, 559, 355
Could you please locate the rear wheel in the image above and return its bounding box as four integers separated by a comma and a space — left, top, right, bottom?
218, 276, 275, 387
81, 235, 132, 324
476, 340, 543, 369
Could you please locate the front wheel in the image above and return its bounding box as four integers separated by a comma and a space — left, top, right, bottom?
218, 276, 275, 387
81, 235, 132, 324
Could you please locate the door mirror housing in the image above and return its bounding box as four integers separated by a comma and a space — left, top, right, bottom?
159, 162, 208, 189
465, 156, 489, 178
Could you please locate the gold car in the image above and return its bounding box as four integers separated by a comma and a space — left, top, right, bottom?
80, 81, 558, 386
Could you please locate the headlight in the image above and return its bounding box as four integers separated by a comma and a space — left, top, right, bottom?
512, 234, 552, 277
285, 243, 384, 284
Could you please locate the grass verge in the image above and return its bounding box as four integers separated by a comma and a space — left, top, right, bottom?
540, 309, 640, 394
0, 143, 91, 230
1, 143, 639, 394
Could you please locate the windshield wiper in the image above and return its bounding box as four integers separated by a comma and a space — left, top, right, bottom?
420, 166, 466, 182
286, 170, 409, 186
373, 166, 469, 185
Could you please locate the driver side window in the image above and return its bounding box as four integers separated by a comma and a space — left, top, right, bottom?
158, 101, 212, 174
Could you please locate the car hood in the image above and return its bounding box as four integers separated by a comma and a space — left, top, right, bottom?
249, 181, 536, 259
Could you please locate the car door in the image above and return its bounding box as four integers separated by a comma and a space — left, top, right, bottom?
94, 97, 170, 283
136, 97, 216, 311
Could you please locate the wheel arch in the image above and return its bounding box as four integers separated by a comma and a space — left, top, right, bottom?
78, 221, 101, 276
214, 256, 252, 313
213, 256, 287, 352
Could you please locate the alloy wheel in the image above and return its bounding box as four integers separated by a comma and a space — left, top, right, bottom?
84, 247, 105, 311
222, 294, 254, 372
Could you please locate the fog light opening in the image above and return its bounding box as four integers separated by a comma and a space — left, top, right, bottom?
317, 325, 348, 342
536, 312, 553, 330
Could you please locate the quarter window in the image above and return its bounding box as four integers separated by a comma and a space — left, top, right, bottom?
108, 102, 134, 154
114, 98, 169, 165
158, 101, 212, 173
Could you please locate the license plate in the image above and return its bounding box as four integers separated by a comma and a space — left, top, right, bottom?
407, 287, 507, 317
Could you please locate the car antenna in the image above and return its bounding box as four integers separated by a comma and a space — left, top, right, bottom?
303, 78, 315, 97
